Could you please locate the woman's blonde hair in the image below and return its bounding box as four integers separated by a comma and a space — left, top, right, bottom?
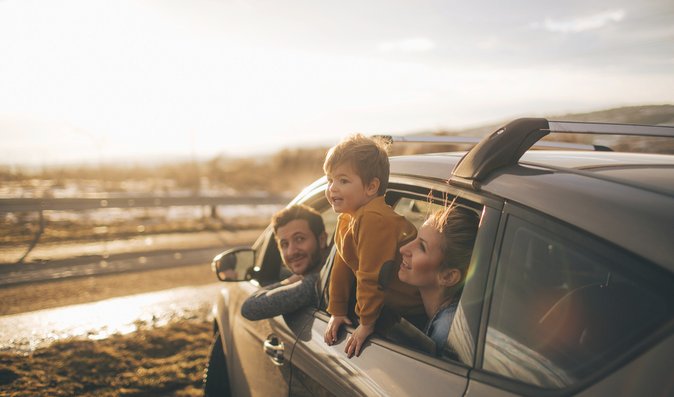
426, 205, 479, 283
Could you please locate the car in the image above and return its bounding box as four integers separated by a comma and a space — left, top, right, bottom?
202, 118, 674, 397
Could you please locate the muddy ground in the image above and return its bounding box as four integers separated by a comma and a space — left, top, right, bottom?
0, 318, 213, 396
0, 264, 221, 396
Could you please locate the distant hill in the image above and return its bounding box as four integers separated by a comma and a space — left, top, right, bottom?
394, 104, 674, 155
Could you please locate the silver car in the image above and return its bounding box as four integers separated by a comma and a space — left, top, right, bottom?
203, 118, 674, 397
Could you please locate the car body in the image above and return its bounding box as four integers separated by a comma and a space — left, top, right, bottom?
203, 118, 674, 397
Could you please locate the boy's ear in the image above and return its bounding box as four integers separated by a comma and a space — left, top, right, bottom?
438, 268, 462, 288
365, 177, 380, 197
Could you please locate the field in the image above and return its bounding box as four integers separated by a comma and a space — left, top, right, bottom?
0, 318, 212, 397
0, 264, 217, 396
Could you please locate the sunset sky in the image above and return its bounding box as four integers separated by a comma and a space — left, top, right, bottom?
1, 0, 673, 166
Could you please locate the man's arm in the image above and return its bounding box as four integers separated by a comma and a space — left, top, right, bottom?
240, 272, 319, 320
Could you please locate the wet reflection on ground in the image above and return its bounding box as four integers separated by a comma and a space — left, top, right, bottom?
0, 283, 222, 353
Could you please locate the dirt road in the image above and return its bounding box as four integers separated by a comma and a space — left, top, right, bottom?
0, 263, 226, 396
0, 262, 217, 316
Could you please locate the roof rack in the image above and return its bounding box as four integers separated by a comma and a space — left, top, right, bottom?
448, 118, 674, 190
547, 121, 674, 137
375, 134, 607, 151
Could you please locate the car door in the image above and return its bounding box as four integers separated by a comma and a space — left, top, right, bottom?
288, 185, 502, 396
224, 226, 298, 397
465, 204, 674, 396
227, 186, 338, 397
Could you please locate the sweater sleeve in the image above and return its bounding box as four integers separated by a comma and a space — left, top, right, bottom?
326, 252, 354, 317
240, 273, 319, 320
354, 212, 399, 326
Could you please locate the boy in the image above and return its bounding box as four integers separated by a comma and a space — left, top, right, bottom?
322, 134, 423, 358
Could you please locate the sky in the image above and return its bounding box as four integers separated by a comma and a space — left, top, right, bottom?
1, 0, 673, 166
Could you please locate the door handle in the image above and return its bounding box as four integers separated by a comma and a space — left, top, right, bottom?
263, 336, 285, 366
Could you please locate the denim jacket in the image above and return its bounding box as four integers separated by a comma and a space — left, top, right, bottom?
424, 301, 458, 353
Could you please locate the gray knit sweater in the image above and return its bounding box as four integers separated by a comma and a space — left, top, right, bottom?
240, 272, 321, 320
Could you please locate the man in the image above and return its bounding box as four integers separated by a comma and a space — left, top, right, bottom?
241, 204, 328, 320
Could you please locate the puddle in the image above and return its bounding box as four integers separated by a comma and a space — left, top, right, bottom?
0, 283, 223, 353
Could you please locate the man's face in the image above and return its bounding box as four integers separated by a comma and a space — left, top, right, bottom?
276, 219, 322, 275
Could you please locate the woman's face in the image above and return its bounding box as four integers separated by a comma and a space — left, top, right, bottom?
398, 222, 446, 288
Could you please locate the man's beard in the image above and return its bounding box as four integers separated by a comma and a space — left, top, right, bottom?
306, 246, 323, 272
286, 245, 323, 274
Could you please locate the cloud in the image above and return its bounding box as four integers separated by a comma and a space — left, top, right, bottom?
533, 9, 626, 33
378, 37, 436, 52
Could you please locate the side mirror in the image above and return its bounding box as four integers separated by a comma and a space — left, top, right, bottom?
211, 247, 256, 282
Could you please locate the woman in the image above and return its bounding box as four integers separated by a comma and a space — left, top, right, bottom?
398, 205, 479, 353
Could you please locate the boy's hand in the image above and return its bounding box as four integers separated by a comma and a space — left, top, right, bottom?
345, 323, 375, 358
324, 315, 351, 345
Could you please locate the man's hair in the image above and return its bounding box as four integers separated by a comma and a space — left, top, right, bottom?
323, 133, 390, 196
272, 204, 325, 239
426, 205, 479, 283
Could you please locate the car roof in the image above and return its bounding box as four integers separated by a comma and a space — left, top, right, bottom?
390, 150, 674, 272
519, 151, 674, 195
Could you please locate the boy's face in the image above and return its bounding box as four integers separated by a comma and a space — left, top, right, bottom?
325, 162, 379, 215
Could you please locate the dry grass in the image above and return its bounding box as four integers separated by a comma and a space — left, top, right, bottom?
0, 318, 213, 396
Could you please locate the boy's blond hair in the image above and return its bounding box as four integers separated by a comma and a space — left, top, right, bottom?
323, 134, 390, 196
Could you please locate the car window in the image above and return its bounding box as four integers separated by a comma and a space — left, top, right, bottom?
321, 208, 338, 244
254, 190, 337, 285
391, 196, 484, 362
298, 185, 338, 244
253, 227, 284, 283
318, 189, 485, 363
483, 214, 672, 389
393, 197, 439, 229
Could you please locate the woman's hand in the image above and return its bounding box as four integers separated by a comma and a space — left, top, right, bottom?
324, 315, 351, 345
345, 323, 375, 358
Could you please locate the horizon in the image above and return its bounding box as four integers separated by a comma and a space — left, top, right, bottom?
3, 102, 674, 170
1, 0, 673, 167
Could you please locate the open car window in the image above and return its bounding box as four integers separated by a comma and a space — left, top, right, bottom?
252, 227, 284, 284
387, 194, 483, 361
318, 187, 485, 363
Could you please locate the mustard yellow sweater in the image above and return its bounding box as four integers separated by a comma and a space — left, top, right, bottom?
327, 196, 423, 326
